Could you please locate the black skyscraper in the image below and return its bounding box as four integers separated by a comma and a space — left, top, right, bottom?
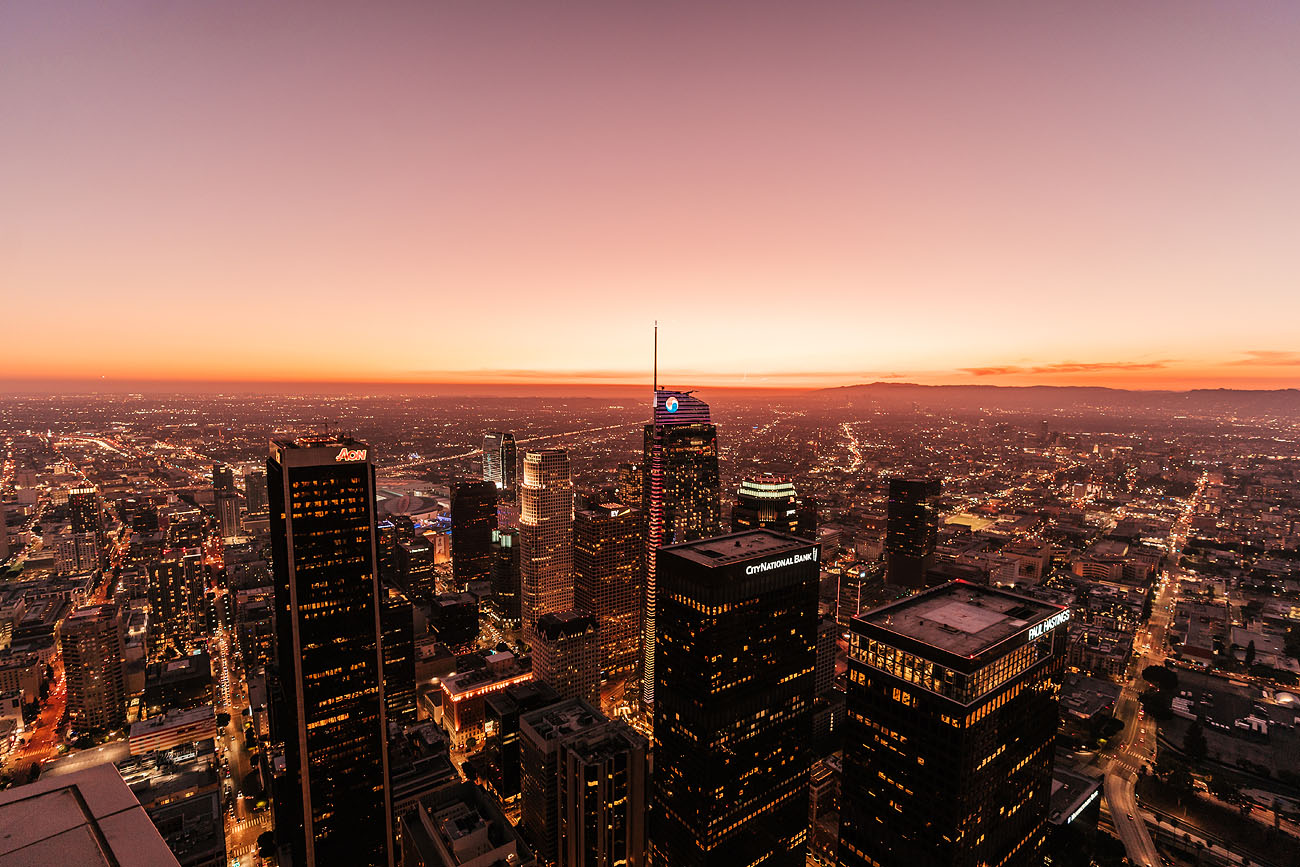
451, 479, 498, 589
490, 527, 522, 629
269, 437, 392, 867
650, 530, 820, 867
885, 477, 941, 588
642, 390, 721, 706
838, 582, 1068, 867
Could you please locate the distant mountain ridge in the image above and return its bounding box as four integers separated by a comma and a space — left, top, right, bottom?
807, 382, 1300, 414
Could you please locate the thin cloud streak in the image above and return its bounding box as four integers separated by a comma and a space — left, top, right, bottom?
960, 361, 1173, 377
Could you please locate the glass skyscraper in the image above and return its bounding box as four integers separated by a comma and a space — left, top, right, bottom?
483, 431, 518, 498
885, 476, 942, 588
268, 437, 392, 867
641, 389, 720, 707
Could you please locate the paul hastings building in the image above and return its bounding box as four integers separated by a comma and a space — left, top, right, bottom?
651, 530, 819, 867
269, 437, 392, 867
838, 581, 1068, 867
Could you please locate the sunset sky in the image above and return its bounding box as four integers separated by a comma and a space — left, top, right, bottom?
3, 1, 1299, 392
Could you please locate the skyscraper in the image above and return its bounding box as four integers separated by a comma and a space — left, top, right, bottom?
483, 431, 518, 498
147, 548, 205, 659
730, 474, 800, 535
616, 462, 642, 509
519, 449, 574, 639
531, 611, 600, 706
490, 527, 522, 630
573, 504, 642, 680
521, 699, 647, 867
62, 603, 126, 733
650, 530, 819, 867
268, 437, 392, 867
885, 477, 942, 588
381, 586, 416, 726
641, 390, 720, 707
244, 470, 268, 514
451, 480, 498, 589
67, 485, 103, 567
212, 464, 235, 494
838, 582, 1068, 867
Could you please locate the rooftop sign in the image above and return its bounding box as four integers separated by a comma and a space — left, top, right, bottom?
335, 447, 367, 462
745, 548, 818, 575
1028, 609, 1070, 640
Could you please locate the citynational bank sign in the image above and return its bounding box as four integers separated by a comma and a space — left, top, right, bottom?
745, 548, 819, 576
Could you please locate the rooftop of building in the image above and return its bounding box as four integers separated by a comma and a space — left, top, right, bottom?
0, 764, 182, 866
534, 610, 597, 641
857, 580, 1066, 658
129, 705, 215, 737
664, 528, 815, 567
1048, 759, 1103, 827
519, 698, 606, 743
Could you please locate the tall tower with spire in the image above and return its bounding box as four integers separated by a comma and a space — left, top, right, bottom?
641, 326, 721, 707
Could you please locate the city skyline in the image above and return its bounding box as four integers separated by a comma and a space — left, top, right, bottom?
5, 2, 1300, 391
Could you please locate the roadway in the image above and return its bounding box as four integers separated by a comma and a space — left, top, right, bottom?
1102, 472, 1205, 866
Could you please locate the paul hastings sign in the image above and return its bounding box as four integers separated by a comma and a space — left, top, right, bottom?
1028, 609, 1071, 640
745, 548, 819, 576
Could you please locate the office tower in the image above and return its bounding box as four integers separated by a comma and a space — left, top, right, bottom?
147, 548, 205, 658
531, 611, 599, 705
268, 437, 392, 867
483, 431, 518, 498
216, 489, 241, 539
212, 464, 235, 493
573, 504, 642, 680
519, 449, 574, 639
650, 530, 819, 867
641, 390, 720, 707
427, 592, 479, 652
244, 470, 268, 514
484, 681, 561, 802
1039, 419, 1051, 445
62, 603, 126, 732
885, 477, 942, 588
68, 485, 104, 567
382, 586, 417, 726
451, 480, 498, 589
395, 536, 436, 600
521, 699, 647, 867
616, 462, 642, 509
68, 485, 101, 535
731, 473, 800, 534
490, 527, 522, 629
811, 615, 844, 746
838, 582, 1069, 867
557, 719, 648, 867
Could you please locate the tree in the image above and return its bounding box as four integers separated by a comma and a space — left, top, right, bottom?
1185, 718, 1208, 763
215, 712, 231, 728
1245, 640, 1257, 668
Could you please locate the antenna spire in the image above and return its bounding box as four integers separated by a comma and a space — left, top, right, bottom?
653, 320, 658, 394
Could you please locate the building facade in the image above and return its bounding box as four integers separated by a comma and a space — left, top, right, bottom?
450, 480, 498, 589
650, 530, 819, 867
885, 477, 942, 588
519, 450, 575, 639
62, 603, 126, 732
573, 504, 643, 680
268, 437, 392, 867
531, 611, 600, 706
838, 581, 1068, 867
641, 390, 720, 707
483, 431, 518, 499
